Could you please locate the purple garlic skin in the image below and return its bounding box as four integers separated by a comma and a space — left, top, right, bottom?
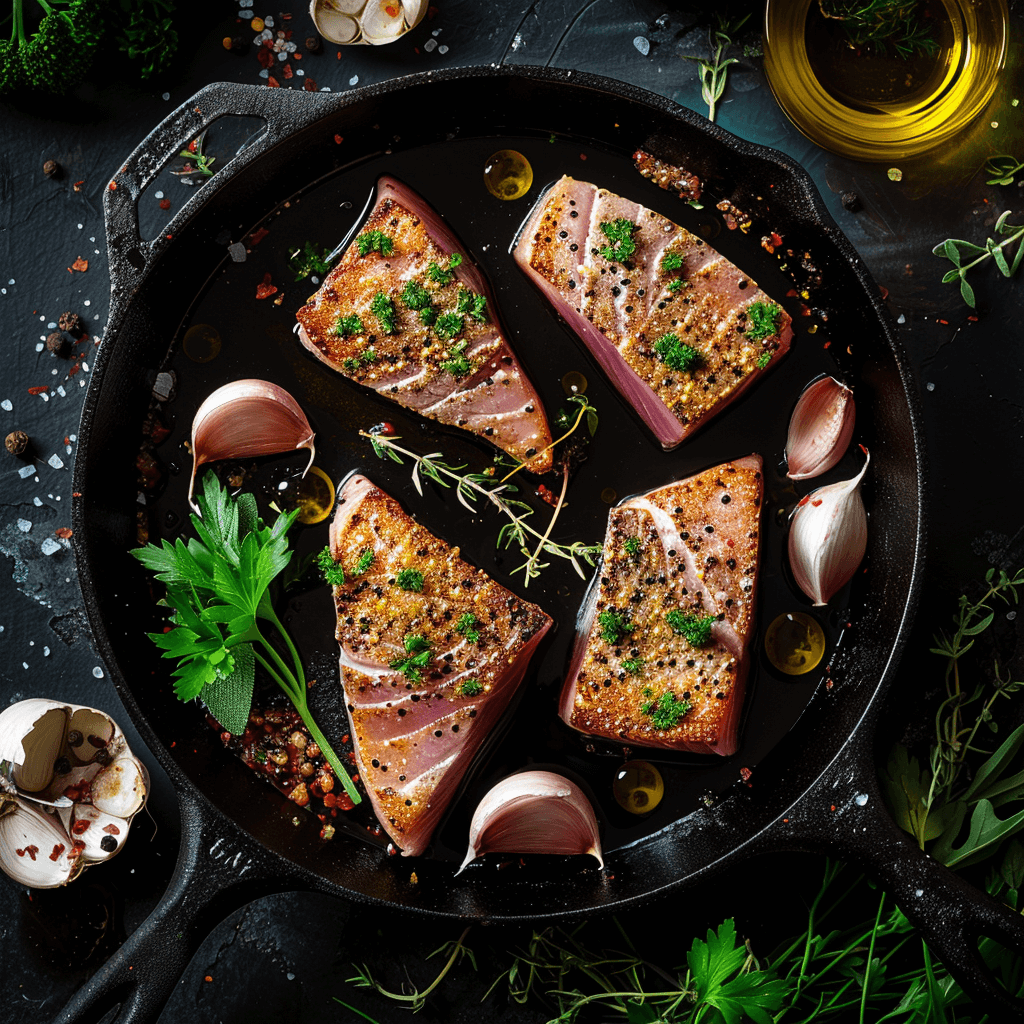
788, 449, 870, 606
786, 376, 855, 481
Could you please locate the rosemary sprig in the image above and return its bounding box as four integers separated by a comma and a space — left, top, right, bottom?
361, 431, 602, 584
819, 0, 938, 58
933, 210, 1024, 307
683, 12, 750, 122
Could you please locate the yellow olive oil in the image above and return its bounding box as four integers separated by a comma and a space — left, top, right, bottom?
483, 149, 533, 200
764, 612, 826, 676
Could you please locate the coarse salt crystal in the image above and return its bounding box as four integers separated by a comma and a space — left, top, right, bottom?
33, 496, 43, 505
43, 647, 50, 656
438, 45, 449, 54
35, 343, 44, 352
40, 393, 49, 402
93, 666, 104, 678
16, 519, 31, 532
18, 465, 35, 478
48, 454, 64, 469
1, 400, 11, 411
40, 537, 62, 556
424, 38, 437, 51
58, 387, 66, 397
349, 75, 359, 85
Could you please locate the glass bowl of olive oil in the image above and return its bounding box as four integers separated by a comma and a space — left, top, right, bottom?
763, 0, 1008, 161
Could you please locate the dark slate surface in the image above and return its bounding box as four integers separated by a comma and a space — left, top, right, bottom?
1, 1, 1022, 1022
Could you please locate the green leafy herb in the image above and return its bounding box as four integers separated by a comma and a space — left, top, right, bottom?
819, 0, 938, 58
624, 537, 642, 556
401, 279, 432, 311
353, 549, 374, 575
132, 472, 360, 803
334, 314, 364, 337
667, 277, 688, 294
756, 351, 773, 369
654, 332, 701, 373
371, 292, 397, 334
356, 230, 394, 257
433, 312, 464, 339
317, 545, 345, 586
390, 633, 432, 682
455, 612, 481, 643
661, 250, 684, 271
117, 0, 179, 79
455, 288, 488, 323
554, 394, 599, 438
622, 657, 645, 675
666, 609, 716, 646
985, 153, 1024, 186
440, 339, 473, 377
598, 218, 637, 264
289, 241, 332, 282
394, 568, 424, 592
427, 253, 463, 285
459, 678, 483, 697
743, 300, 782, 341
683, 12, 750, 122
172, 130, 216, 181
419, 306, 438, 327
934, 211, 1024, 308
598, 609, 635, 646
641, 690, 692, 729
342, 348, 377, 372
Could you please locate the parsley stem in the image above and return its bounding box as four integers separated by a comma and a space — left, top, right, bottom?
261, 606, 305, 689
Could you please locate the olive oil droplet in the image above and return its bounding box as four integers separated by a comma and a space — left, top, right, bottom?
561, 370, 588, 396
613, 761, 664, 815
483, 150, 533, 201
296, 466, 335, 525
182, 324, 222, 363
764, 611, 826, 675
600, 487, 617, 504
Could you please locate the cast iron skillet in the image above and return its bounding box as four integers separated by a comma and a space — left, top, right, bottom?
62, 69, 1024, 1023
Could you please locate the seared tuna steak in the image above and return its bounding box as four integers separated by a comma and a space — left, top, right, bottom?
513, 177, 792, 450
328, 474, 553, 856
297, 176, 553, 473
559, 456, 763, 756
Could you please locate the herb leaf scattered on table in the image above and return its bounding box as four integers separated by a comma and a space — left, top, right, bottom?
934, 211, 1024, 308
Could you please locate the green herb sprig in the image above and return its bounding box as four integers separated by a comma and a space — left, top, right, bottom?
598, 219, 637, 264
743, 300, 782, 341
173, 130, 216, 180
666, 609, 716, 646
684, 13, 750, 122
289, 241, 332, 282
819, 0, 938, 58
933, 211, 1024, 308
133, 472, 360, 805
985, 154, 1024, 186
357, 230, 394, 257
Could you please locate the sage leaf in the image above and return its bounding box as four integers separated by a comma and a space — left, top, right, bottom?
200, 642, 255, 735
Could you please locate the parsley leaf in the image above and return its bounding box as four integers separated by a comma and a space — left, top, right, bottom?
390, 633, 432, 681
440, 339, 474, 377
343, 348, 377, 372
666, 610, 716, 646
427, 253, 463, 285
419, 306, 438, 327
334, 314, 364, 337
624, 537, 642, 556
456, 288, 488, 323
317, 545, 345, 586
455, 612, 481, 643
288, 241, 331, 281
354, 549, 374, 575
598, 609, 635, 645
401, 279, 432, 311
667, 278, 689, 294
622, 657, 645, 675
434, 312, 465, 339
356, 230, 394, 257
756, 351, 773, 369
641, 691, 691, 729
371, 293, 397, 334
661, 250, 683, 271
744, 300, 782, 341
459, 678, 483, 697
599, 218, 637, 264
395, 568, 424, 592
654, 333, 701, 373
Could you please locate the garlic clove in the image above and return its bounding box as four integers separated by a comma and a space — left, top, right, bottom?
788, 448, 870, 606
309, 0, 362, 43
188, 379, 316, 509
66, 706, 121, 765
785, 376, 856, 480
458, 770, 603, 873
0, 799, 82, 888
91, 756, 148, 819
69, 805, 130, 864
0, 700, 69, 793
402, 0, 428, 26
361, 0, 407, 43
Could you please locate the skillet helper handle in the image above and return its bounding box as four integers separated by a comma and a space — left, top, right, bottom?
764, 776, 1024, 1014
51, 786, 300, 1024
103, 83, 330, 303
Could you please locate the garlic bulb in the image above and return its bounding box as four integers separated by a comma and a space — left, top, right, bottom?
458, 770, 603, 873
785, 376, 856, 480
189, 379, 315, 509
788, 448, 870, 606
0, 699, 148, 888
310, 0, 427, 46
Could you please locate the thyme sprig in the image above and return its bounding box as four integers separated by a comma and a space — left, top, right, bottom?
361, 431, 601, 584
985, 153, 1024, 187
819, 0, 938, 58
933, 211, 1024, 307
683, 13, 750, 122
172, 130, 216, 180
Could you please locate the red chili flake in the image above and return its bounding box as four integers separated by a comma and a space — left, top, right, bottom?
159, 198, 171, 210
28, 385, 49, 395
204, 976, 213, 983
830, 804, 836, 811
304, 79, 318, 92
385, 3, 399, 14
166, 234, 173, 240
823, 340, 831, 349
267, 76, 280, 88
257, 46, 275, 69
859, 443, 868, 454
250, 227, 269, 245
879, 285, 889, 300
799, 303, 812, 316
797, 495, 811, 507
102, 823, 121, 835
579, 153, 588, 160
70, 840, 86, 855
785, 288, 799, 297
55, 527, 73, 539
282, 63, 293, 79
49, 844, 66, 861
937, 318, 948, 325
337, 50, 341, 59
739, 767, 753, 783
811, 498, 823, 506
73, 180, 84, 192
334, 134, 344, 144
108, 182, 117, 191
68, 364, 80, 376
72, 819, 92, 835
770, 231, 783, 247
23, 846, 39, 860
967, 314, 978, 322
68, 257, 88, 273
73, 492, 82, 497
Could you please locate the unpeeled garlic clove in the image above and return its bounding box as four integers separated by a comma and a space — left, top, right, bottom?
0, 799, 83, 888
785, 377, 856, 480
788, 448, 870, 606
91, 756, 148, 819
458, 770, 603, 873
69, 805, 130, 864
189, 379, 316, 508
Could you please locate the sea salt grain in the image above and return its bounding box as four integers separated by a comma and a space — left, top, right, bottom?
18, 465, 34, 478
33, 497, 43, 505
633, 36, 650, 55
93, 666, 104, 678
48, 454, 65, 469
1, 400, 11, 411
16, 519, 31, 532
40, 537, 62, 556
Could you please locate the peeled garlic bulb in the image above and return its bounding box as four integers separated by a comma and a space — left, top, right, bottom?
458, 770, 603, 873
785, 376, 856, 480
310, 0, 427, 46
0, 699, 147, 888
788, 448, 870, 606
189, 379, 315, 509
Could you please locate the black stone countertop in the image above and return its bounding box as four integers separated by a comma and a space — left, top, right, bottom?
1, 2, 1022, 1022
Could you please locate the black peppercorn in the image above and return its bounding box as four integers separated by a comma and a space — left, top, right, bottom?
306, 35, 323, 54
5, 430, 28, 456
58, 310, 82, 335
99, 835, 118, 853
46, 330, 68, 356
841, 191, 861, 212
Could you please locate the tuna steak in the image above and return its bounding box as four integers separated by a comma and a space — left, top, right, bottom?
513, 177, 793, 450
559, 455, 763, 756
328, 474, 553, 856
297, 176, 553, 473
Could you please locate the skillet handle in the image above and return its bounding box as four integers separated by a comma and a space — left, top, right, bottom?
50, 785, 308, 1024
103, 83, 331, 306
759, 774, 1024, 1013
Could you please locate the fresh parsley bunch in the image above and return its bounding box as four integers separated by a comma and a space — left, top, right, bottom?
133, 471, 361, 805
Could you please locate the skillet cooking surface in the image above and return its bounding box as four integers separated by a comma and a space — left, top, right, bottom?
76, 69, 924, 918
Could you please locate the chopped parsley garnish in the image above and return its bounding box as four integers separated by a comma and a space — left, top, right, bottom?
622, 657, 645, 675
661, 250, 684, 271
455, 612, 480, 643
371, 293, 397, 334
456, 289, 488, 323
440, 339, 473, 377
459, 678, 483, 697
665, 610, 716, 646
401, 279, 432, 311
744, 300, 782, 341
289, 241, 332, 281
624, 537, 642, 556
667, 278, 688, 294
390, 633, 432, 682
317, 546, 345, 586
756, 351, 773, 369
419, 306, 438, 327
394, 568, 424, 592
356, 230, 394, 257
598, 218, 637, 264
342, 348, 377, 372
598, 609, 635, 646
254, 748, 267, 763
434, 312, 464, 339
334, 314, 364, 337
654, 333, 701, 373
427, 253, 463, 285
354, 549, 374, 575
641, 691, 692, 730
